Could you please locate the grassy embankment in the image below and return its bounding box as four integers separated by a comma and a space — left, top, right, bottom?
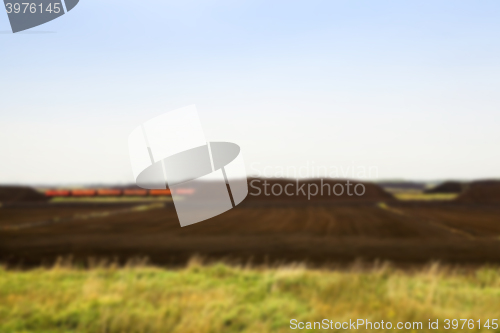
392, 192, 458, 201
1, 260, 499, 333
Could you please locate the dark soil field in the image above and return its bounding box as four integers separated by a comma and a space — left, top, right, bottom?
425, 181, 465, 194
1, 196, 500, 266
457, 180, 500, 203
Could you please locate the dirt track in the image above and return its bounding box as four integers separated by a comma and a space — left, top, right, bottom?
1, 200, 500, 266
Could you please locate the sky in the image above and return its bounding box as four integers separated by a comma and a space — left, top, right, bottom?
1, 0, 500, 185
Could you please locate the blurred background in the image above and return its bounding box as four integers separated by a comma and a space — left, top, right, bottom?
1, 1, 500, 332
1, 0, 500, 185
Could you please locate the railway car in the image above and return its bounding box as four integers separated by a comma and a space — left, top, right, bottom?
174, 188, 195, 195
149, 189, 172, 196
96, 189, 122, 196
71, 189, 97, 197
123, 189, 148, 196
45, 190, 71, 197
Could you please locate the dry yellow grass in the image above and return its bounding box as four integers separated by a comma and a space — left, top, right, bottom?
393, 192, 459, 201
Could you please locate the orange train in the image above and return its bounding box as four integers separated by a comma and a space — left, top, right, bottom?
44, 189, 192, 197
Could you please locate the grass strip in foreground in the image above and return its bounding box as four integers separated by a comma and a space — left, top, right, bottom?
0, 261, 499, 332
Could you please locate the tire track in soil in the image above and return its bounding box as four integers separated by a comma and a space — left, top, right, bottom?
0, 203, 167, 231
377, 203, 475, 240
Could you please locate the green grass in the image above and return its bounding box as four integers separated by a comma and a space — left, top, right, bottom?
392, 192, 459, 201
1, 260, 500, 333
50, 197, 172, 203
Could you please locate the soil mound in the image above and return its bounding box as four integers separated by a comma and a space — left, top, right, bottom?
246, 178, 393, 203
378, 181, 427, 192
425, 181, 465, 194
0, 186, 48, 203
456, 180, 500, 203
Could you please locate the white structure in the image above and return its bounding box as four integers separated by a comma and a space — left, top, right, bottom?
128, 105, 248, 226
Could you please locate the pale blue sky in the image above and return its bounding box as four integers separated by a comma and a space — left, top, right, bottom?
1, 0, 500, 184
